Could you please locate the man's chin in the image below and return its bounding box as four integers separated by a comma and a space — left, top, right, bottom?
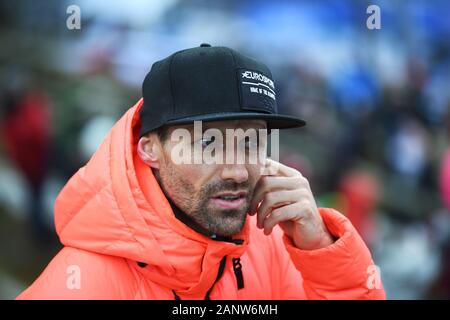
194, 202, 250, 236
207, 214, 248, 237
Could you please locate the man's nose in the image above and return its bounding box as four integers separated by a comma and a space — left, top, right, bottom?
220, 164, 249, 184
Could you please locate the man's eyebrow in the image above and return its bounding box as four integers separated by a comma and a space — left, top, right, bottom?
174, 123, 267, 135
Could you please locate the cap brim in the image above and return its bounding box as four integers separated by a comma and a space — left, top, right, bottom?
164, 112, 306, 130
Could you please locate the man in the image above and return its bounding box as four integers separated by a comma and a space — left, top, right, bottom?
18, 44, 385, 299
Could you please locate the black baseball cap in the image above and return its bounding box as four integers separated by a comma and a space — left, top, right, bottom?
139, 43, 306, 137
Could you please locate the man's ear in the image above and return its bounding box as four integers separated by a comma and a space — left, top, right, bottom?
137, 135, 162, 169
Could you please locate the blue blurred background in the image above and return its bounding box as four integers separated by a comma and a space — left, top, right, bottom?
0, 0, 449, 299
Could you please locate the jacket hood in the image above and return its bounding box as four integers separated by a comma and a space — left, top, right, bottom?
54, 99, 250, 296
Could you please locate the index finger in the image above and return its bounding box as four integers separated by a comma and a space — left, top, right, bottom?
262, 158, 302, 177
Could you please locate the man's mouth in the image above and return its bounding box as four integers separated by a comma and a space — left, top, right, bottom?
210, 191, 248, 210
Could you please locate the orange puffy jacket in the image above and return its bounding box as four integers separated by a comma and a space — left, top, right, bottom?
17, 100, 386, 300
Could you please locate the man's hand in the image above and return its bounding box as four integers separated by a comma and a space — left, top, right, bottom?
249, 159, 335, 250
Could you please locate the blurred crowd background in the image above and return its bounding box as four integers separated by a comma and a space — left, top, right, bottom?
0, 0, 449, 299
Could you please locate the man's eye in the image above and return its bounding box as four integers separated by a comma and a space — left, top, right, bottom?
199, 137, 215, 147
244, 137, 259, 149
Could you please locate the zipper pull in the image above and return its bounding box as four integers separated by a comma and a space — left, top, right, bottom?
232, 258, 244, 290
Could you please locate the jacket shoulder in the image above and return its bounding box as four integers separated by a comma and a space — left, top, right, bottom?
17, 247, 140, 300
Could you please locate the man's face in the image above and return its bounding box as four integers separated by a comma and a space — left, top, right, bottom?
153, 120, 267, 237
